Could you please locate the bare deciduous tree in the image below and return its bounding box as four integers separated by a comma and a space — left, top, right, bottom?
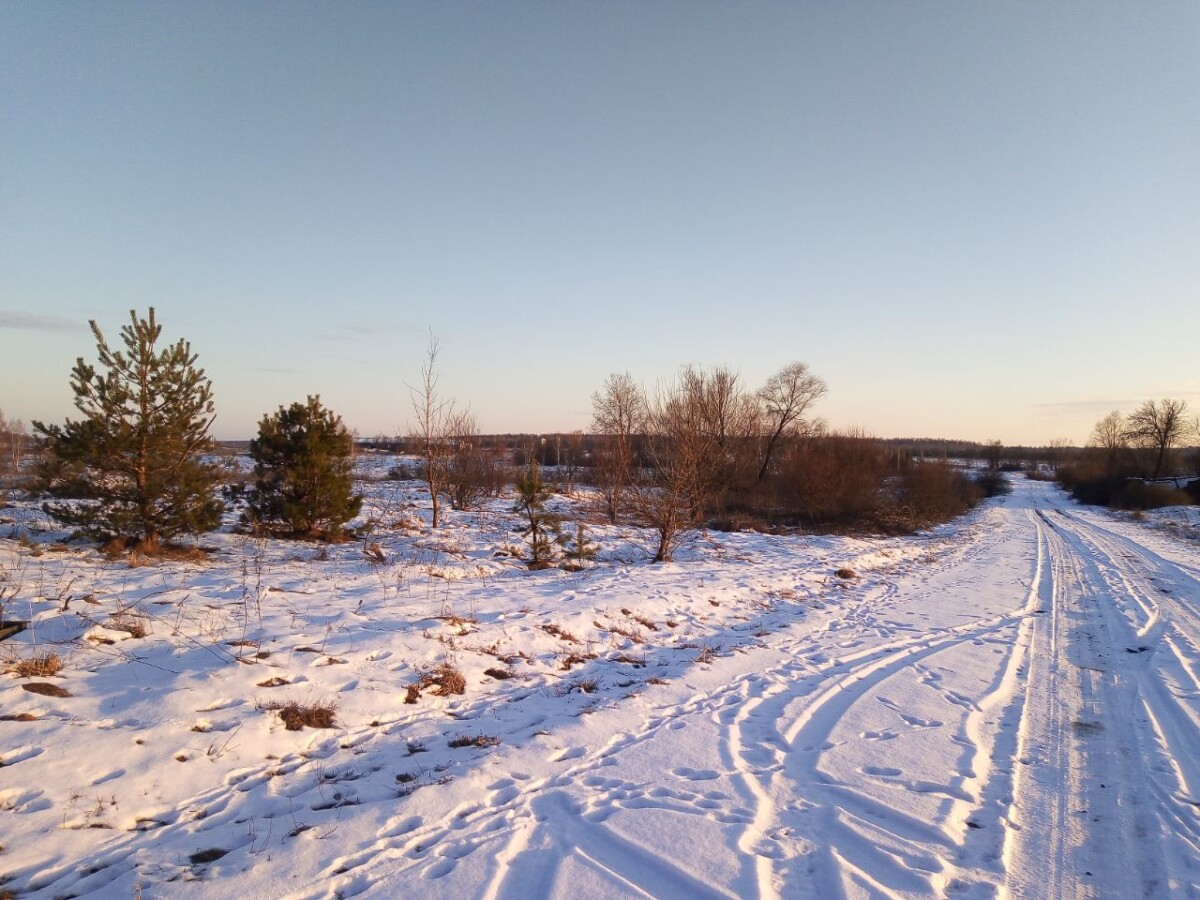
677, 365, 759, 514
755, 362, 827, 483
408, 333, 458, 527
590, 372, 645, 524
1124, 399, 1192, 479
628, 377, 719, 562
1089, 411, 1127, 474
1044, 437, 1072, 472
983, 440, 1004, 471
445, 411, 503, 511
0, 410, 26, 479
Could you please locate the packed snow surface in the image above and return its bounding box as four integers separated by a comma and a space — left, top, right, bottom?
1, 476, 1199, 898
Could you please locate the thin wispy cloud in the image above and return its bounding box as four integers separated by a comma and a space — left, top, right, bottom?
0, 311, 80, 333
317, 324, 420, 342
1030, 400, 1129, 415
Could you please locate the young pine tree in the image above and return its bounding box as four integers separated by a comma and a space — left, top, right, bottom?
561, 523, 598, 571
512, 458, 560, 569
34, 309, 223, 550
247, 396, 363, 539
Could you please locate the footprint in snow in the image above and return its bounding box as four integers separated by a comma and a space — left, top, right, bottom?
424, 858, 457, 879
899, 713, 944, 729
550, 746, 586, 762
861, 766, 903, 777
380, 815, 423, 838
860, 730, 899, 742
673, 767, 721, 782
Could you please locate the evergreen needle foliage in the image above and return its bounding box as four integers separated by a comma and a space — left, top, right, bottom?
246, 395, 363, 539
512, 458, 560, 569
562, 523, 598, 570
33, 308, 223, 550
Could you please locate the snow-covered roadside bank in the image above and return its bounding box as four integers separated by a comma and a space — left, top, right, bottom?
2, 478, 1198, 898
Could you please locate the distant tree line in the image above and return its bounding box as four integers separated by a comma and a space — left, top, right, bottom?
27, 308, 1086, 560
1054, 401, 1200, 510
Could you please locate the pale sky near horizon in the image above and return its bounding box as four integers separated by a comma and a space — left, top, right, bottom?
2, 3, 1197, 445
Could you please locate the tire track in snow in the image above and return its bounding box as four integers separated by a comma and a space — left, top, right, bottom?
1003, 505, 1200, 897
1003, 499, 1200, 898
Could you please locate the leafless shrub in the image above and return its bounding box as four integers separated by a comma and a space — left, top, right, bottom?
445, 414, 505, 511
777, 430, 889, 525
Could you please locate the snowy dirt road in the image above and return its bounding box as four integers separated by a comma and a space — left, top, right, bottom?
349, 481, 1200, 900
3, 478, 1199, 899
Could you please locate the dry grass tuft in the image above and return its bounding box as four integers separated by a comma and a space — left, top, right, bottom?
559, 677, 600, 695
9, 652, 63, 678
405, 661, 467, 703
611, 653, 645, 668
107, 613, 149, 638
560, 651, 598, 671
258, 697, 338, 731
834, 567, 858, 580
541, 623, 579, 643
483, 667, 514, 680
447, 733, 501, 749
695, 644, 722, 664
257, 677, 290, 688
607, 623, 644, 644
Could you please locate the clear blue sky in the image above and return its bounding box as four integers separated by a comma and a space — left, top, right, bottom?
2, 3, 1197, 444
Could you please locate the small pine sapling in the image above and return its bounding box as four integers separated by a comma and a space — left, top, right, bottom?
562, 524, 598, 571
512, 458, 560, 569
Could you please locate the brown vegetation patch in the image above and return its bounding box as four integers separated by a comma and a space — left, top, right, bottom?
100, 538, 210, 564
541, 623, 579, 643
565, 677, 600, 694
447, 733, 501, 749
22, 682, 71, 698
483, 667, 514, 680
834, 567, 857, 580
405, 662, 467, 703
257, 677, 290, 688
0, 713, 40, 722
107, 613, 149, 638
8, 652, 63, 678
560, 651, 598, 671
607, 624, 644, 644
258, 697, 338, 731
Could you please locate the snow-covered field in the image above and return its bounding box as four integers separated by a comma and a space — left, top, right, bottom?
2, 473, 1199, 898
